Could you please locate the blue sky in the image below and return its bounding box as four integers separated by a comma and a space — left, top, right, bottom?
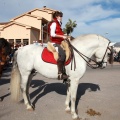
0, 0, 120, 42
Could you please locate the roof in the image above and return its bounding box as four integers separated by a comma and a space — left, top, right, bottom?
11, 13, 48, 22
0, 22, 10, 25
10, 7, 54, 22
41, 6, 57, 12
27, 7, 55, 14
0, 21, 40, 31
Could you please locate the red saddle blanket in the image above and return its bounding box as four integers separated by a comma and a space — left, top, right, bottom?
42, 48, 71, 65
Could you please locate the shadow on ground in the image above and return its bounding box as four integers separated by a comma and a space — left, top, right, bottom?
0, 64, 12, 101
30, 80, 100, 108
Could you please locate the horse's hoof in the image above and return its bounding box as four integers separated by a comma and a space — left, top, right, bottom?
72, 113, 80, 120
27, 105, 35, 111
65, 108, 71, 114
73, 116, 81, 120
27, 107, 34, 111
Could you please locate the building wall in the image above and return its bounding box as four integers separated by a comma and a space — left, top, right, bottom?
0, 24, 5, 28
0, 24, 29, 39
30, 10, 52, 21
13, 15, 42, 40
30, 29, 40, 44
13, 15, 42, 29
0, 7, 55, 46
0, 24, 32, 45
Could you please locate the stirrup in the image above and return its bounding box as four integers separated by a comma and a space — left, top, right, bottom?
62, 74, 69, 79
58, 73, 62, 80
58, 73, 69, 80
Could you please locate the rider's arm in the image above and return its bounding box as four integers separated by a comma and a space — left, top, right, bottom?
50, 22, 67, 39
50, 22, 56, 37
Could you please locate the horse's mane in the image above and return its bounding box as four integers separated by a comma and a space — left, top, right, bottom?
0, 38, 11, 55
72, 34, 110, 44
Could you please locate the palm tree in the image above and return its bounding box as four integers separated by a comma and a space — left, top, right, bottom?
63, 19, 77, 36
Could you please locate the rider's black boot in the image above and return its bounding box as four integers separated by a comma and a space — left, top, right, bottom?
57, 59, 69, 80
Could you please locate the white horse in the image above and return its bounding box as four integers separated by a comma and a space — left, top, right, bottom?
10, 34, 113, 120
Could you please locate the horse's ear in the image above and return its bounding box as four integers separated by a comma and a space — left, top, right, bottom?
109, 43, 114, 47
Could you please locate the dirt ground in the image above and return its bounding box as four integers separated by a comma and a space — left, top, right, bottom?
0, 63, 120, 120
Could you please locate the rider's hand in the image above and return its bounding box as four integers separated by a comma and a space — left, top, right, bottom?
63, 35, 68, 40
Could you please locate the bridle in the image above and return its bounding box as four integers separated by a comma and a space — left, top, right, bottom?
66, 40, 111, 70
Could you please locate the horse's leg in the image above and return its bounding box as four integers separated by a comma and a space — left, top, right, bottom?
0, 62, 5, 77
0, 64, 2, 78
65, 86, 71, 113
70, 79, 79, 120
21, 73, 33, 110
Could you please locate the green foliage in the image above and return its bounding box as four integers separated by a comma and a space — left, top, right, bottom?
63, 19, 77, 36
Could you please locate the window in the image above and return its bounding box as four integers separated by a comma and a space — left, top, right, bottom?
16, 39, 21, 44
9, 39, 14, 43
23, 39, 29, 45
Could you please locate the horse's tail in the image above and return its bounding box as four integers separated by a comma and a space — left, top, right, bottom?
10, 51, 21, 102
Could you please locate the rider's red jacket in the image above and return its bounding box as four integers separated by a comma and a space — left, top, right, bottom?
48, 18, 64, 44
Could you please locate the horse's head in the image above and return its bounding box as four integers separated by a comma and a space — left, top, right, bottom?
0, 38, 12, 66
0, 38, 12, 55
94, 41, 114, 69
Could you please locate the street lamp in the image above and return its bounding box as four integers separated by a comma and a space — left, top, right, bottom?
42, 24, 47, 45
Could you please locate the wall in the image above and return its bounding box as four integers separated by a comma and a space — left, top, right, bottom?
13, 15, 42, 29
30, 10, 52, 21
0, 24, 30, 39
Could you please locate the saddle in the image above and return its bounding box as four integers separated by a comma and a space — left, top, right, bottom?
41, 41, 71, 65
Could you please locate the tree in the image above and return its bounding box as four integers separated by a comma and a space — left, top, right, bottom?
63, 19, 77, 36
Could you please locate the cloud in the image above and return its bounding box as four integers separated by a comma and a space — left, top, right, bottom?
0, 0, 120, 42
72, 17, 120, 42
77, 5, 118, 22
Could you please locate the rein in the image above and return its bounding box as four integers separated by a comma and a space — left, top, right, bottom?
66, 40, 110, 70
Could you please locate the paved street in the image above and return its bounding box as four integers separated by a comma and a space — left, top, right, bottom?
0, 63, 120, 120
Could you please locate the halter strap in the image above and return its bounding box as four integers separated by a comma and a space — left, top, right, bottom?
66, 40, 110, 70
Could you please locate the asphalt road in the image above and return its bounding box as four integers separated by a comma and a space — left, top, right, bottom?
0, 63, 120, 120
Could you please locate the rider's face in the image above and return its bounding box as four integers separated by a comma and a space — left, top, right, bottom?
56, 16, 62, 22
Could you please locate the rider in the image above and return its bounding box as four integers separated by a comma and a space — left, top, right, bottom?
48, 11, 69, 80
